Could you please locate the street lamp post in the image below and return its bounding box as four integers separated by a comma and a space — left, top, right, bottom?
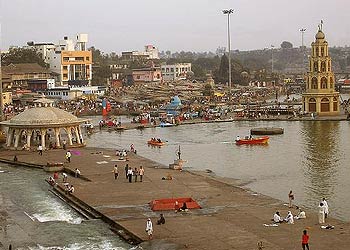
222, 9, 234, 89
299, 28, 306, 72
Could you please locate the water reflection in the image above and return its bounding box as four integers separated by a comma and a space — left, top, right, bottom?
301, 121, 340, 206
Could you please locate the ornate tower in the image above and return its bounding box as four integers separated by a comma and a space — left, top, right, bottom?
302, 24, 340, 116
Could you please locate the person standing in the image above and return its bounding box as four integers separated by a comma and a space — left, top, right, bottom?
139, 166, 145, 182
62, 139, 67, 150
62, 172, 68, 183
288, 190, 294, 208
301, 230, 310, 250
75, 168, 81, 178
125, 164, 129, 179
65, 150, 71, 163
134, 167, 139, 182
318, 202, 325, 224
127, 167, 133, 183
322, 198, 329, 219
145, 218, 153, 240
38, 145, 43, 155
113, 165, 119, 180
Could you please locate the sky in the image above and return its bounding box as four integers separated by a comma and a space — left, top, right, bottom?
1, 0, 350, 54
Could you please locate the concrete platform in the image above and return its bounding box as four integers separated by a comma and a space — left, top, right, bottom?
1, 147, 350, 250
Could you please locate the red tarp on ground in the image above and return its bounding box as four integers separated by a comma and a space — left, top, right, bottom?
150, 197, 201, 211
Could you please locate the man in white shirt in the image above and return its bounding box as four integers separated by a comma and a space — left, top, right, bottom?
322, 198, 329, 218
273, 211, 283, 223
285, 211, 294, 224
145, 218, 153, 240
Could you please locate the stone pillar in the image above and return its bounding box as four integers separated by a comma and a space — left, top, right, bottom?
74, 127, 80, 144
14, 129, 21, 149
40, 129, 47, 149
66, 127, 73, 145
26, 129, 33, 149
54, 128, 61, 147
7, 128, 14, 147
78, 126, 83, 144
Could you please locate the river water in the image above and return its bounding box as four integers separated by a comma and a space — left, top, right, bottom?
0, 164, 133, 250
87, 119, 350, 221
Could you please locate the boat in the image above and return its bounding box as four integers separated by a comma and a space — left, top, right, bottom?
159, 122, 175, 127
147, 140, 166, 146
250, 127, 284, 135
235, 136, 269, 145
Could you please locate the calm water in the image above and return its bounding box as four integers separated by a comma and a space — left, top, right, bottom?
87, 120, 350, 221
0, 164, 133, 250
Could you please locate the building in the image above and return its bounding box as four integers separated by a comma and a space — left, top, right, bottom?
29, 34, 92, 86
302, 26, 340, 116
161, 63, 192, 81
132, 66, 162, 83
45, 86, 106, 100
1, 63, 53, 90
121, 45, 159, 61
0, 97, 87, 149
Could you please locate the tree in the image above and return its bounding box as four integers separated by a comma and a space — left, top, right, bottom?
281, 41, 293, 49
1, 48, 48, 67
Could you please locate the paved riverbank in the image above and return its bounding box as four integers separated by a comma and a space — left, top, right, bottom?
1, 148, 350, 250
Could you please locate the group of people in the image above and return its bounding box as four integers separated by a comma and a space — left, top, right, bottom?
145, 214, 166, 240
273, 209, 306, 224
122, 164, 145, 183
150, 138, 162, 143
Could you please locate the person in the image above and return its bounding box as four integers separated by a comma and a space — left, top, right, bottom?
134, 167, 139, 182
113, 165, 119, 180
38, 145, 43, 155
180, 202, 188, 212
139, 166, 145, 182
48, 176, 55, 186
127, 167, 133, 183
130, 144, 135, 153
53, 172, 59, 181
318, 202, 325, 224
301, 229, 310, 250
125, 164, 129, 179
62, 172, 68, 183
236, 135, 240, 141
145, 218, 153, 240
285, 211, 294, 224
62, 139, 67, 150
75, 168, 81, 178
174, 200, 179, 212
68, 185, 74, 194
13, 155, 18, 162
295, 209, 306, 220
322, 198, 329, 218
288, 190, 294, 208
273, 211, 283, 223
65, 150, 71, 163
157, 214, 165, 225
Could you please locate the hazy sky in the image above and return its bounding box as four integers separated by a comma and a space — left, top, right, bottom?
1, 0, 350, 53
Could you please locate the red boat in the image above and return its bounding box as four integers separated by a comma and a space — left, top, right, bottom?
235, 136, 269, 145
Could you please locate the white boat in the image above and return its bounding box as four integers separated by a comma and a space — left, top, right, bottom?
159, 122, 175, 127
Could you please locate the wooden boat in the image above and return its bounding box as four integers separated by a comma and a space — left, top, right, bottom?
147, 140, 166, 146
250, 127, 284, 135
159, 122, 175, 127
235, 136, 269, 145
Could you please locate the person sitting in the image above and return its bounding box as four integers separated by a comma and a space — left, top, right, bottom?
285, 211, 294, 224
236, 135, 240, 141
48, 176, 55, 186
179, 202, 188, 212
157, 214, 165, 225
157, 138, 162, 143
75, 168, 81, 178
174, 201, 180, 212
68, 185, 74, 194
273, 211, 283, 223
295, 209, 306, 219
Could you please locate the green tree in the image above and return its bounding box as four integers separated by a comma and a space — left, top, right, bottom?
281, 41, 293, 49
1, 48, 48, 67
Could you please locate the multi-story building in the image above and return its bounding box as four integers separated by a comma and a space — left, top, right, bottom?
121, 45, 159, 61
29, 34, 92, 86
161, 63, 192, 81
1, 63, 53, 90
302, 26, 340, 116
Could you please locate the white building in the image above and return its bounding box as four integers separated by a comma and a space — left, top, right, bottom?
161, 63, 192, 81
45, 85, 106, 101
28, 34, 92, 86
121, 44, 159, 60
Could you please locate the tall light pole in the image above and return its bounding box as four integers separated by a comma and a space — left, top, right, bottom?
222, 9, 234, 89
300, 28, 306, 72
0, 17, 3, 121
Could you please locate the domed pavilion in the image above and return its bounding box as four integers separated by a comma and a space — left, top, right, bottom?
0, 98, 87, 149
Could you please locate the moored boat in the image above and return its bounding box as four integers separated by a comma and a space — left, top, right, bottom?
235, 136, 269, 145
159, 122, 175, 127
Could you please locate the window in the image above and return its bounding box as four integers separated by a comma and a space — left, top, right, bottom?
63, 66, 68, 70
63, 57, 69, 61
311, 77, 317, 89
86, 57, 90, 61
321, 77, 327, 89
